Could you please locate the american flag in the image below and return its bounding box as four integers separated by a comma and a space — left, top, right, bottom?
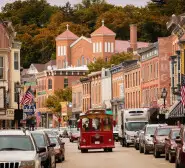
20, 86, 34, 105
181, 74, 185, 106
36, 112, 41, 127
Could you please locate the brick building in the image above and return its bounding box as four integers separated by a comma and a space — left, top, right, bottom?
56, 23, 149, 69
139, 36, 173, 109
36, 67, 88, 127
124, 60, 141, 109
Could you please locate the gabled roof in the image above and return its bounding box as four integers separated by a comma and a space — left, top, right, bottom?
56, 29, 78, 40
91, 25, 116, 37
70, 36, 92, 48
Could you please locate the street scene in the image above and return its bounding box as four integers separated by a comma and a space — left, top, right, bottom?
0, 0, 185, 168
60, 139, 174, 168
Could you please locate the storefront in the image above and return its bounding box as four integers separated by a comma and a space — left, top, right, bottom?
0, 109, 14, 129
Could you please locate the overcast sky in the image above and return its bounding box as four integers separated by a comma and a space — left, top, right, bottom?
0, 0, 149, 9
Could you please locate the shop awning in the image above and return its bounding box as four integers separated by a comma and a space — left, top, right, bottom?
168, 101, 185, 118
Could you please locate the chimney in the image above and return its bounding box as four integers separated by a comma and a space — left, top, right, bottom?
130, 24, 137, 51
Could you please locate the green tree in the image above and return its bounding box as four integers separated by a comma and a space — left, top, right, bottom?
45, 87, 72, 114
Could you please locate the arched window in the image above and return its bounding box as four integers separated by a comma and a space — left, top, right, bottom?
93, 57, 96, 63
81, 56, 85, 66
48, 79, 52, 90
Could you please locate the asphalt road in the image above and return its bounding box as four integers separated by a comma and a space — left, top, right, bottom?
57, 139, 174, 168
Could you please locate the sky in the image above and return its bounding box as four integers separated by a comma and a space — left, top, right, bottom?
0, 0, 149, 9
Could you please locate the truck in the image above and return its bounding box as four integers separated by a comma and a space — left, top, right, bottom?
119, 108, 149, 147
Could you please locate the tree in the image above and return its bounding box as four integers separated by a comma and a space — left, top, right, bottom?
88, 52, 134, 73
45, 87, 72, 114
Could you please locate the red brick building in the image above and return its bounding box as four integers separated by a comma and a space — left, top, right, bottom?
139, 36, 173, 109
56, 23, 149, 68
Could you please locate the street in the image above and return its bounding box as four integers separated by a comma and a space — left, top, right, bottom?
58, 139, 174, 168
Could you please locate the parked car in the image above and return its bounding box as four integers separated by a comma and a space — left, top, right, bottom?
113, 125, 119, 142
175, 126, 185, 168
139, 124, 160, 154
134, 130, 143, 150
153, 125, 175, 158
31, 131, 56, 168
164, 128, 180, 163
48, 136, 65, 162
69, 128, 80, 142
0, 129, 45, 168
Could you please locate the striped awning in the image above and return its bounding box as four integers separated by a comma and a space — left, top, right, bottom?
168, 101, 185, 118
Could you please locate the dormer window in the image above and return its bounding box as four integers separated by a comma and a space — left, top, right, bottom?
48, 79, 52, 90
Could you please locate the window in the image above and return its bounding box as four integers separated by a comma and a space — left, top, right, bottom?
111, 42, 114, 53
108, 42, 111, 52
93, 43, 96, 53
96, 42, 99, 53
93, 57, 96, 62
64, 78, 68, 88
81, 56, 85, 66
64, 46, 67, 55
105, 42, 107, 52
99, 42, 102, 52
103, 117, 111, 131
14, 83, 18, 103
0, 57, 3, 79
105, 57, 108, 62
60, 46, 63, 56
58, 46, 61, 56
48, 79, 52, 90
14, 52, 19, 70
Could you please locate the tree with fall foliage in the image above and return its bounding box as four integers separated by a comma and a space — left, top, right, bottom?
88, 52, 134, 73
45, 87, 72, 115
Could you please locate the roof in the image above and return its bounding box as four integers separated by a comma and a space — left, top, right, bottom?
0, 130, 31, 136
70, 36, 92, 48
115, 40, 149, 53
32, 60, 56, 72
56, 29, 78, 40
91, 25, 116, 36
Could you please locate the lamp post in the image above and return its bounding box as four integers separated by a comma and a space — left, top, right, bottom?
15, 82, 22, 128
161, 88, 168, 109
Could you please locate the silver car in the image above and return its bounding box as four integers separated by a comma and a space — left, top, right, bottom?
139, 124, 160, 154
0, 129, 45, 168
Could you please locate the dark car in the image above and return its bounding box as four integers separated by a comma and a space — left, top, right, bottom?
175, 126, 185, 168
69, 128, 80, 142
31, 131, 56, 168
165, 128, 180, 163
153, 125, 175, 158
49, 136, 65, 162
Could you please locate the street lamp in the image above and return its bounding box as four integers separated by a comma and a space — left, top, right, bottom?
15, 82, 22, 128
161, 88, 167, 109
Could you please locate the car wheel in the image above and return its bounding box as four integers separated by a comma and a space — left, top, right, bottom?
139, 144, 143, 153
165, 151, 169, 160
169, 153, 175, 163
108, 148, 113, 152
144, 145, 149, 154
154, 146, 160, 158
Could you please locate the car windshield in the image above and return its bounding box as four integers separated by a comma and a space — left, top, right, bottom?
146, 126, 157, 135
172, 130, 180, 140
32, 133, 46, 147
49, 137, 59, 146
125, 122, 147, 131
45, 131, 56, 137
113, 126, 119, 131
157, 128, 171, 136
0, 135, 34, 151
